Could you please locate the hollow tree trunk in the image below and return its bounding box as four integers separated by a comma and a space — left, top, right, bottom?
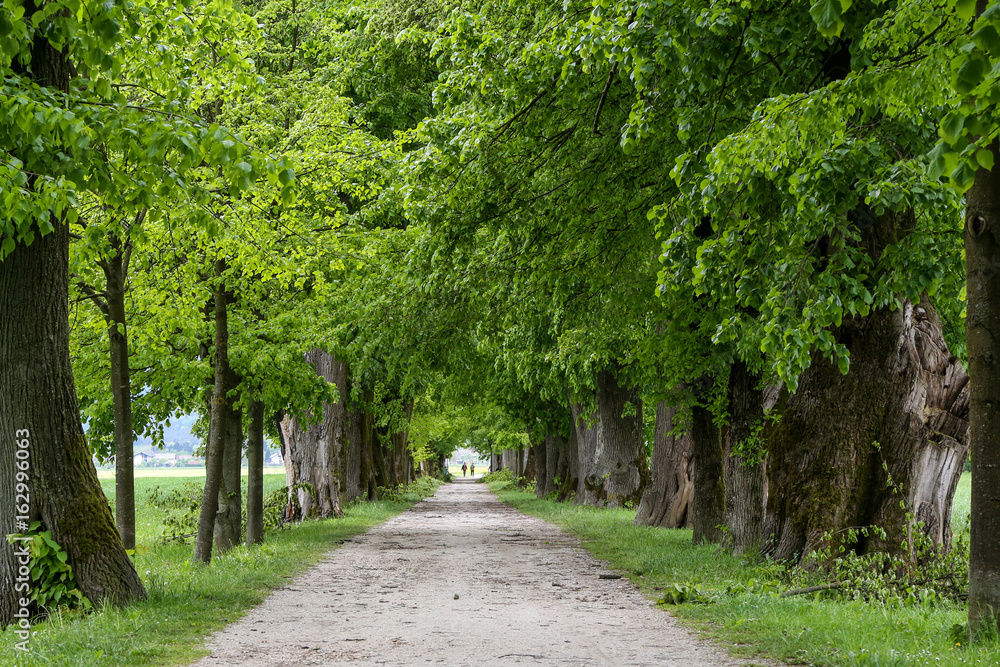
963, 138, 1000, 636
194, 261, 232, 563
691, 404, 725, 544
0, 220, 146, 623
585, 368, 648, 508
104, 239, 137, 550
724, 361, 766, 556
214, 381, 242, 553
571, 403, 598, 505
635, 399, 694, 528
763, 296, 969, 562
279, 350, 346, 519
246, 397, 265, 546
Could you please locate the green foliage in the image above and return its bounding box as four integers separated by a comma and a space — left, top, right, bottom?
479, 468, 513, 484
657, 582, 710, 605
145, 483, 202, 541
6, 523, 92, 613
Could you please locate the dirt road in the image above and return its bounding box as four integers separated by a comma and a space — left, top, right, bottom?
191, 481, 756, 666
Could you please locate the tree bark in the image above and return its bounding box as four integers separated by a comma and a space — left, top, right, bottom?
279, 350, 346, 519
214, 382, 242, 553
634, 399, 694, 528
571, 403, 598, 505
104, 239, 136, 550
361, 387, 378, 500
245, 398, 265, 546
194, 261, 231, 564
342, 372, 364, 504
763, 297, 969, 561
557, 418, 581, 502
585, 368, 648, 508
0, 223, 147, 623
532, 433, 547, 498
964, 136, 1000, 636
691, 404, 725, 544
724, 361, 766, 556
544, 433, 569, 499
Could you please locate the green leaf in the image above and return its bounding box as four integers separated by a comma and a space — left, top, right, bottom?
956, 0, 976, 21
976, 148, 995, 171
939, 111, 966, 142
810, 0, 850, 38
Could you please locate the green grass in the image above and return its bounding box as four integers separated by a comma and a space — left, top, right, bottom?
0, 476, 441, 666
490, 475, 999, 667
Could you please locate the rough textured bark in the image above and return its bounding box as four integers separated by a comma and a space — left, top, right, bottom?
634, 400, 694, 529
214, 384, 242, 553
571, 403, 598, 505
279, 350, 346, 520
724, 361, 766, 556
194, 262, 231, 564
246, 398, 265, 546
532, 434, 547, 498
360, 387, 378, 500
104, 239, 136, 550
557, 421, 581, 502
544, 433, 569, 499
763, 297, 969, 561
585, 368, 648, 508
342, 374, 364, 504
0, 221, 147, 623
521, 445, 536, 489
691, 404, 725, 544
964, 136, 1000, 636
491, 450, 502, 473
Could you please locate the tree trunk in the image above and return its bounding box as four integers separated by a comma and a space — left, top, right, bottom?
533, 434, 547, 498
104, 241, 136, 550
571, 403, 598, 505
194, 261, 232, 564
724, 361, 766, 556
963, 137, 1000, 637
545, 433, 569, 499
691, 404, 725, 544
635, 399, 694, 528
342, 373, 364, 503
214, 383, 242, 553
763, 296, 969, 561
361, 387, 378, 500
278, 350, 346, 519
585, 368, 648, 508
0, 223, 147, 623
246, 398, 265, 546
557, 418, 581, 502
522, 445, 536, 489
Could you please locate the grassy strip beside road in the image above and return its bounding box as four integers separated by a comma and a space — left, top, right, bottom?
0, 476, 441, 666
489, 477, 997, 667
96, 467, 287, 480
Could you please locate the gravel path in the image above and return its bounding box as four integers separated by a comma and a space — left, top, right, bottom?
191, 480, 757, 666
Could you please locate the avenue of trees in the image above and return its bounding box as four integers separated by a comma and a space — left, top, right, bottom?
2, 0, 1000, 641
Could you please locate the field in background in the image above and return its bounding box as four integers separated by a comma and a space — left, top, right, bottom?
96, 466, 286, 480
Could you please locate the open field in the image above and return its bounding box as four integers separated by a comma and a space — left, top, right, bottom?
96, 467, 287, 480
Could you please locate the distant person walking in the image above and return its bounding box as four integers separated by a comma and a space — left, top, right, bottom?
470, 462, 475, 477
462, 462, 468, 477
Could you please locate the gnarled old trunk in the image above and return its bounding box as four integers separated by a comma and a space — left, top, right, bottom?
342, 378, 364, 504
763, 296, 969, 561
279, 350, 347, 520
585, 368, 648, 508
544, 433, 570, 499
691, 404, 726, 544
571, 403, 598, 505
634, 399, 694, 528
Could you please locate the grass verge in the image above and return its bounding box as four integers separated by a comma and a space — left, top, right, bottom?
0, 476, 441, 666
489, 478, 997, 667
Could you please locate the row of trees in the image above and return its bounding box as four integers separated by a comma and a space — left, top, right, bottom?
1, 0, 999, 642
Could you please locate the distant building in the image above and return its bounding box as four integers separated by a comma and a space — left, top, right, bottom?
267, 452, 283, 466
